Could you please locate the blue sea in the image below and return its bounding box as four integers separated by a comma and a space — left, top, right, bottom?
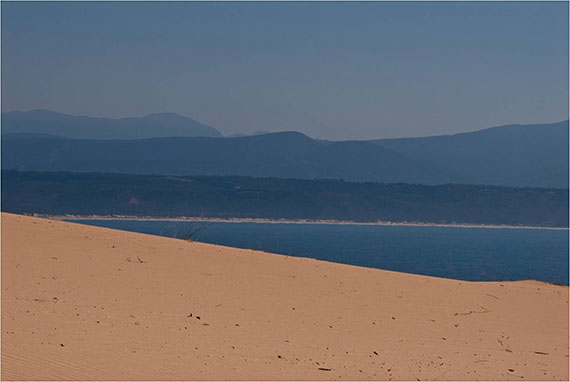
68, 219, 569, 285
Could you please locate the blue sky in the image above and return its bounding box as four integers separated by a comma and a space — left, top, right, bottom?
2, 2, 568, 139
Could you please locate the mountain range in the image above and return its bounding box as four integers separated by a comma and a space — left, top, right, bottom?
1, 110, 568, 188
1, 109, 222, 139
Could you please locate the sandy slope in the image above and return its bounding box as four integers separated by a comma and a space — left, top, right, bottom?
1, 213, 568, 380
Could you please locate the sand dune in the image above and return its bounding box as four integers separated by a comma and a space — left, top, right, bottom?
1, 213, 568, 380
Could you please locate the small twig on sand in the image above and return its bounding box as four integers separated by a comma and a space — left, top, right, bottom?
455, 306, 490, 316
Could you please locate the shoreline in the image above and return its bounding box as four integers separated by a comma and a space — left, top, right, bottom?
37, 213, 569, 230
2, 213, 569, 380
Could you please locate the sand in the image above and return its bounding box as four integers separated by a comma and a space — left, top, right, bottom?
1, 213, 568, 380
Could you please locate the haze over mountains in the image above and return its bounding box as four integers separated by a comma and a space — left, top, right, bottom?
1, 110, 568, 188
1, 109, 222, 139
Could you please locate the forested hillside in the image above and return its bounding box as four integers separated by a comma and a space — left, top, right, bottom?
2, 170, 567, 227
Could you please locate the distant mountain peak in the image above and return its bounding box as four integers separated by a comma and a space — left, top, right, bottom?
2, 109, 222, 139
142, 112, 187, 119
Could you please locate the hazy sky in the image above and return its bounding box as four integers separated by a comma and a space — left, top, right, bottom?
2, 2, 568, 140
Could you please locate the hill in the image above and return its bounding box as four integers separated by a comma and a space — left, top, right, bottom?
1, 109, 222, 139
2, 119, 568, 188
372, 120, 569, 189
0, 131, 455, 183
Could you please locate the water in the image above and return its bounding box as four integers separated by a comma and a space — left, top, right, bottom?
68, 219, 569, 285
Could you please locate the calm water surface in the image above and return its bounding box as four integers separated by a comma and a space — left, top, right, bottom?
68, 220, 569, 285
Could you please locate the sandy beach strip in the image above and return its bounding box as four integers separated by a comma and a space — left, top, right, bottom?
1, 212, 568, 380
43, 213, 569, 230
